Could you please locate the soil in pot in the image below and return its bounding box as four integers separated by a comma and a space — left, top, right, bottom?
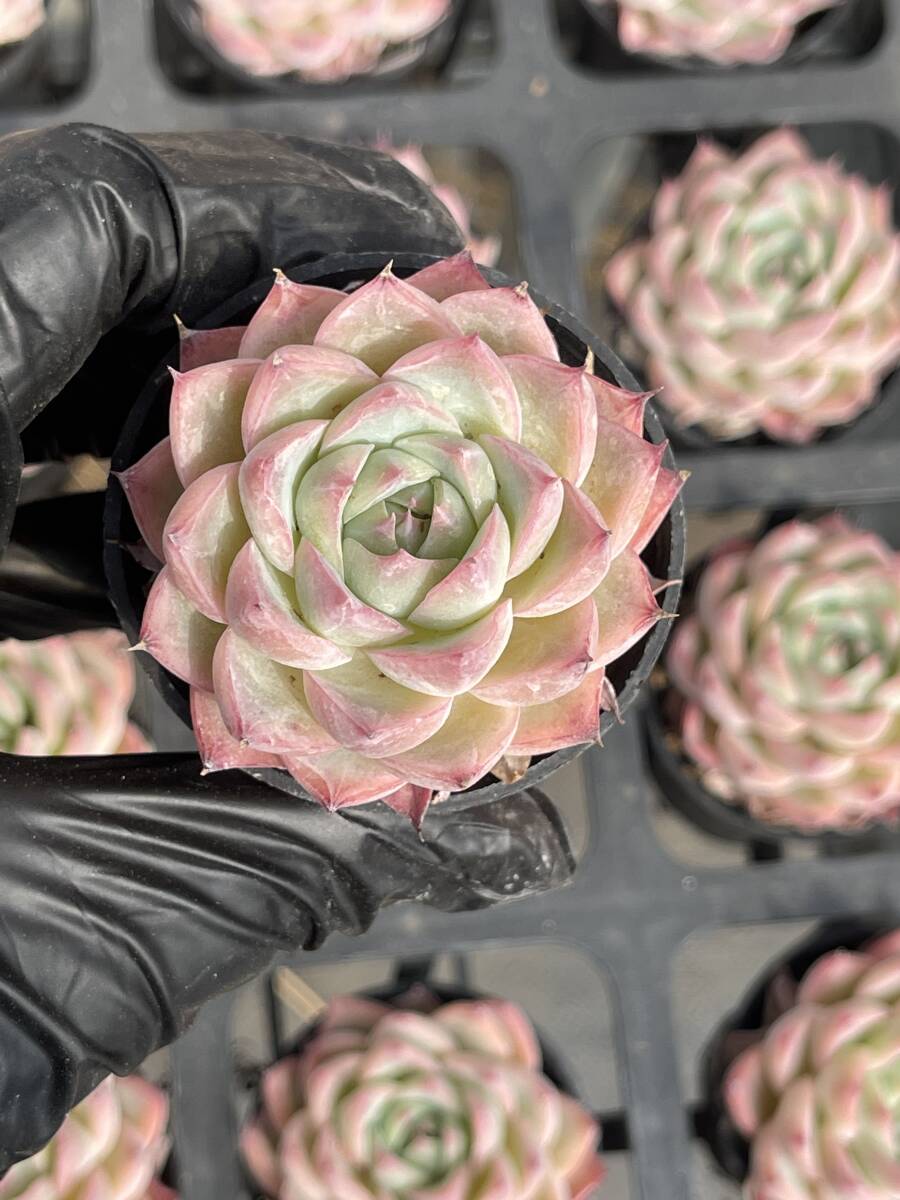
105, 251, 685, 813
584, 121, 900, 451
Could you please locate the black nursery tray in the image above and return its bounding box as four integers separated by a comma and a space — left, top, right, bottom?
6, 2, 900, 1199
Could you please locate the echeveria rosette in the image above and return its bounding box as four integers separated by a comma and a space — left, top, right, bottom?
667, 515, 900, 832
119, 253, 681, 819
725, 931, 900, 1199
241, 992, 605, 1200
0, 1075, 175, 1200
607, 130, 900, 443
194, 0, 452, 81
0, 629, 149, 755
0, 0, 44, 48
593, 0, 844, 65
376, 142, 501, 267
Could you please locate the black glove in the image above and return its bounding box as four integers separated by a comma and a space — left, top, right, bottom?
0, 124, 575, 1170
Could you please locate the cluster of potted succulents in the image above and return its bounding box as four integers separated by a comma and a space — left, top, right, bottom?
0, 1075, 174, 1199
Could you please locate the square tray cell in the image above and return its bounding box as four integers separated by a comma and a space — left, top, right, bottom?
152, 0, 497, 97
553, 0, 884, 75
579, 122, 900, 447
0, 0, 92, 110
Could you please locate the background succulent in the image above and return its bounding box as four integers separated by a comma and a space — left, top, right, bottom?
0, 1075, 175, 1199
591, 0, 845, 65
607, 129, 900, 443
666, 514, 900, 832
375, 142, 501, 266
725, 930, 900, 1199
193, 0, 453, 81
242, 991, 604, 1200
120, 253, 680, 817
0, 628, 148, 755
0, 0, 44, 48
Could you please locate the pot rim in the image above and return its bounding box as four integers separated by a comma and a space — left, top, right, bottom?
104, 249, 686, 811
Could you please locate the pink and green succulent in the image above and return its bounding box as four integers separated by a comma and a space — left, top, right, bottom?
667, 514, 900, 832
608, 130, 900, 443
242, 992, 605, 1200
193, 0, 453, 81
0, 629, 149, 755
593, 0, 845, 65
0, 1075, 175, 1200
119, 253, 681, 817
725, 930, 900, 1199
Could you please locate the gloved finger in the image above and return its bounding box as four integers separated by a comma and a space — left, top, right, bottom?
0, 123, 463, 436
0, 751, 573, 1169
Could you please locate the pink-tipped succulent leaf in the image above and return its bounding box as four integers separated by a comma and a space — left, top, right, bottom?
376, 142, 501, 266
607, 130, 900, 442
0, 1075, 175, 1199
124, 254, 681, 818
241, 991, 605, 1200
0, 0, 44, 48
194, 0, 453, 81
667, 514, 900, 832
592, 0, 844, 64
725, 932, 900, 1198
0, 629, 149, 755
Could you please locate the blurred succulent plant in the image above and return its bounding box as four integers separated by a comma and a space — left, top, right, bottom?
242, 991, 605, 1200
667, 514, 900, 832
0, 1075, 175, 1199
0, 629, 149, 755
725, 930, 900, 1198
376, 142, 501, 266
0, 0, 44, 48
120, 253, 681, 817
607, 129, 900, 442
593, 0, 845, 65
193, 0, 453, 81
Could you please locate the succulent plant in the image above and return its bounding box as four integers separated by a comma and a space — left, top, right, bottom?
119, 253, 681, 817
0, 1075, 175, 1199
607, 129, 900, 443
592, 0, 844, 65
242, 991, 605, 1200
667, 514, 900, 832
725, 930, 900, 1199
375, 142, 501, 266
0, 629, 149, 755
0, 0, 44, 48
193, 0, 453, 81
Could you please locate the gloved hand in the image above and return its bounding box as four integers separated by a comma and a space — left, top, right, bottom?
0, 125, 575, 1171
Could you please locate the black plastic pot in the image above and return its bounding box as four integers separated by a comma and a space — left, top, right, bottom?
699, 919, 896, 1184
0, 0, 54, 99
158, 0, 469, 95
104, 250, 685, 809
576, 0, 881, 74
603, 120, 900, 452
240, 981, 584, 1200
